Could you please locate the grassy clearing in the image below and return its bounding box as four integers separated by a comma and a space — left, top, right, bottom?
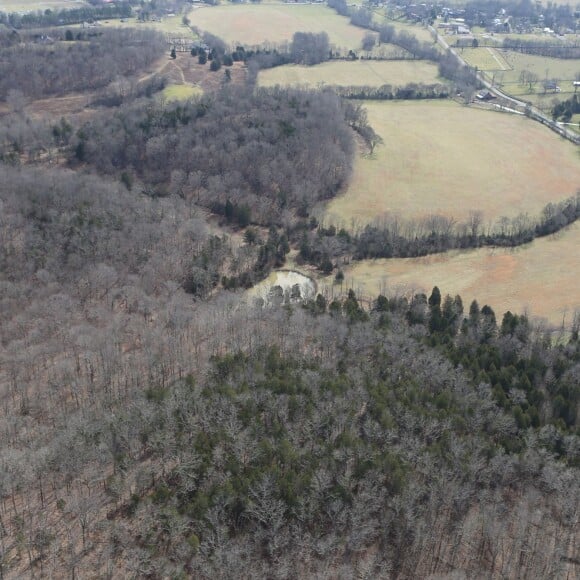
324, 100, 580, 226
460, 47, 511, 71
336, 221, 580, 327
188, 4, 366, 49
1, 0, 86, 11
160, 83, 203, 102
498, 51, 580, 87
99, 16, 194, 36
258, 60, 442, 88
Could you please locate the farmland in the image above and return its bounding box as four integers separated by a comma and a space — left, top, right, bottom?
336, 221, 580, 327
460, 47, 511, 72
259, 60, 442, 88
188, 4, 367, 49
100, 15, 194, 35
324, 100, 580, 226
0, 0, 86, 12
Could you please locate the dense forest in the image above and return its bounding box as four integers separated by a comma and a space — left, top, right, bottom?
0, 15, 578, 580
0, 27, 165, 100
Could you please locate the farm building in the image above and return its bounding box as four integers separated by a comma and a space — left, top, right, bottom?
476, 91, 497, 101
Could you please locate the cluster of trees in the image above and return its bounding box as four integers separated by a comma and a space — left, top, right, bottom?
0, 2, 133, 29
290, 31, 330, 65
552, 94, 580, 122
464, 0, 578, 31
68, 86, 361, 226
0, 28, 165, 100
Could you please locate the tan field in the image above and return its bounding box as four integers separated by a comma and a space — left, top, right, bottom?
188, 4, 366, 49
258, 60, 442, 88
325, 100, 580, 226
1, 0, 86, 11
337, 221, 580, 327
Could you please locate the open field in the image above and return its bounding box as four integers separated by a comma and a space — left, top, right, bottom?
384, 18, 437, 44
337, 221, 580, 327
188, 4, 366, 49
460, 47, 511, 71
498, 51, 580, 88
100, 16, 194, 36
258, 60, 442, 88
0, 0, 86, 11
324, 100, 580, 226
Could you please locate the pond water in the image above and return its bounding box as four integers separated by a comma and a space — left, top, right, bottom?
248, 270, 317, 307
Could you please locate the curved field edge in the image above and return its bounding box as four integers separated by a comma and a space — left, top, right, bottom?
335, 221, 580, 327
325, 100, 580, 226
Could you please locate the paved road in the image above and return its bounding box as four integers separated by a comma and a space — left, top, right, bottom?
429, 26, 580, 144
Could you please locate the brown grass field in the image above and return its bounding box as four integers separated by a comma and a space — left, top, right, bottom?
487, 50, 580, 109
258, 60, 442, 88
324, 100, 580, 226
188, 4, 366, 49
335, 221, 580, 327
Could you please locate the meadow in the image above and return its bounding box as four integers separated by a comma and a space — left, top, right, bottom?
324, 100, 580, 226
258, 59, 442, 88
188, 4, 366, 50
498, 51, 580, 93
100, 15, 194, 35
460, 47, 511, 72
335, 221, 580, 327
0, 0, 86, 11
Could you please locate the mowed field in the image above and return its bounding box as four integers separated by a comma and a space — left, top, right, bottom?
336, 221, 580, 327
460, 47, 511, 72
325, 100, 580, 226
188, 4, 366, 49
258, 60, 442, 88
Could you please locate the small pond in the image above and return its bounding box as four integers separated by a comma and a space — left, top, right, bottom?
249, 270, 317, 307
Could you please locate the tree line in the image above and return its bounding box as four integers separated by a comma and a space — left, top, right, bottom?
0, 2, 133, 29
296, 194, 580, 272
502, 38, 580, 60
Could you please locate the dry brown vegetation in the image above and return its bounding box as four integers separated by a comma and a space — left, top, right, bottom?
325, 100, 580, 226
338, 222, 580, 326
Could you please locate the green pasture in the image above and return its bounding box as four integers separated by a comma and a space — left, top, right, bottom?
160, 83, 203, 102
460, 47, 511, 71
258, 59, 443, 88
